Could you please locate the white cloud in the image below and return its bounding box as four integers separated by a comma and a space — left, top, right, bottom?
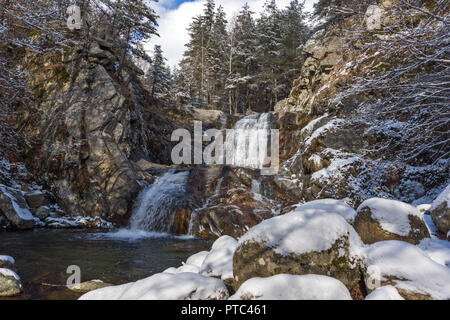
147, 0, 318, 68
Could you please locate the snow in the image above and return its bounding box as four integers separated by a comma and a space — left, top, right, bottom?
364, 241, 450, 300
305, 118, 345, 146
0, 268, 20, 281
79, 272, 228, 300
311, 150, 361, 184
296, 199, 357, 223
417, 238, 450, 267
0, 255, 15, 265
429, 184, 450, 212
357, 198, 422, 237
0, 184, 34, 221
175, 264, 200, 274
237, 203, 365, 259
200, 236, 237, 281
365, 286, 404, 300
300, 113, 329, 136
229, 274, 352, 300
185, 251, 209, 268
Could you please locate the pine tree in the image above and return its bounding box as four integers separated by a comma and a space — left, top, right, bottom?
255, 0, 283, 110
279, 0, 310, 98
226, 3, 258, 114
100, 0, 159, 76
149, 45, 171, 100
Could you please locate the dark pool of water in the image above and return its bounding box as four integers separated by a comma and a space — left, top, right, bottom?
0, 229, 211, 300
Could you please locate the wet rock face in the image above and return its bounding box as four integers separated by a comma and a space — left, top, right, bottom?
186, 167, 296, 240
21, 40, 173, 224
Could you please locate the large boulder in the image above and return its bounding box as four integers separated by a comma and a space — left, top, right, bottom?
364, 240, 450, 300
0, 268, 23, 297
79, 272, 228, 300
354, 198, 430, 245
199, 236, 237, 282
0, 184, 35, 230
233, 202, 365, 291
429, 184, 450, 236
230, 274, 352, 300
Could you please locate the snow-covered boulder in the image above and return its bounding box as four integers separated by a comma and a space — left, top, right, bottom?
0, 268, 23, 297
364, 241, 450, 300
79, 272, 228, 300
0, 255, 15, 270
185, 251, 209, 268
0, 184, 35, 230
428, 184, 450, 236
295, 199, 357, 223
354, 198, 429, 245
233, 204, 365, 291
229, 274, 352, 300
200, 236, 237, 282
365, 286, 404, 300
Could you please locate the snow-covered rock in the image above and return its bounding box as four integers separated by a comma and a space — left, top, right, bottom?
429, 184, 450, 236
0, 255, 15, 269
0, 184, 35, 230
295, 199, 357, 223
185, 251, 209, 268
233, 204, 365, 290
364, 241, 450, 300
365, 286, 404, 300
200, 236, 237, 281
0, 268, 23, 297
79, 272, 228, 300
354, 198, 429, 244
230, 274, 352, 300
69, 280, 113, 294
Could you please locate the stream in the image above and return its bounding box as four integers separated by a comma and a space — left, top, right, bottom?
0, 229, 210, 300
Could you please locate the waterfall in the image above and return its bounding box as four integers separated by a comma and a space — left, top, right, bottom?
226, 113, 271, 170
129, 170, 189, 233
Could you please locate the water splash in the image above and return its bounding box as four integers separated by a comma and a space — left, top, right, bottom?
129, 170, 190, 233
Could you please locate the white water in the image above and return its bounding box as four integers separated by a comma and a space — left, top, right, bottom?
128, 170, 190, 233
225, 113, 272, 170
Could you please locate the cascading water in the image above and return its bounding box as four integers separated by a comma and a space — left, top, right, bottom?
128, 170, 189, 233
225, 113, 272, 170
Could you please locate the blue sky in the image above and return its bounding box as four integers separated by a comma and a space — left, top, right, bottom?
149, 0, 318, 68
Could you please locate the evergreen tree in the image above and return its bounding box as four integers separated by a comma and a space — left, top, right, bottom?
149, 45, 171, 100
226, 3, 258, 114
279, 0, 310, 98
255, 0, 283, 110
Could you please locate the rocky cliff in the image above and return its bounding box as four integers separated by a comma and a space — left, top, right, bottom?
275, 0, 448, 208
15, 35, 175, 225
